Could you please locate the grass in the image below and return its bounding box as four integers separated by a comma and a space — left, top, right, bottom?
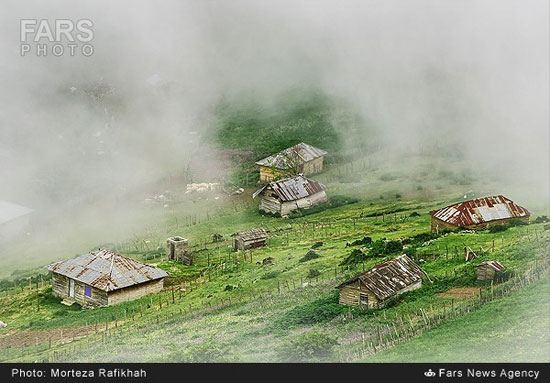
0, 99, 548, 362
361, 275, 550, 363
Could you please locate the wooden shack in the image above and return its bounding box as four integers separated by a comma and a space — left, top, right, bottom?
45, 249, 168, 307
255, 142, 327, 183
233, 228, 268, 251
337, 255, 425, 309
429, 195, 530, 233
476, 260, 505, 281
166, 236, 188, 260
252, 175, 328, 218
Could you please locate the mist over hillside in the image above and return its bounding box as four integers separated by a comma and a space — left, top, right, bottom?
0, 0, 548, 242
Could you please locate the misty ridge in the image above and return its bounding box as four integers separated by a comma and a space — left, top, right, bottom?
0, 1, 548, 245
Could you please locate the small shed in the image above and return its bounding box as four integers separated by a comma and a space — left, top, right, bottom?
476, 260, 506, 281
45, 249, 168, 307
252, 174, 328, 217
429, 195, 530, 232
233, 228, 267, 251
255, 142, 327, 183
337, 255, 426, 309
166, 236, 188, 260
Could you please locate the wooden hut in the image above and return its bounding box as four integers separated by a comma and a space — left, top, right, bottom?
232, 228, 268, 251
255, 142, 327, 183
252, 175, 327, 217
337, 255, 425, 309
476, 260, 505, 281
45, 249, 168, 307
429, 195, 530, 233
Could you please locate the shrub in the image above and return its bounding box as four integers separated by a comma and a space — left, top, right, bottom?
409, 211, 420, 217
259, 210, 281, 218
534, 215, 550, 224
274, 292, 344, 329
276, 332, 338, 362
311, 241, 323, 249
299, 250, 321, 263
261, 271, 280, 280
385, 240, 403, 254
488, 224, 508, 233
349, 236, 372, 246
508, 218, 528, 227
339, 248, 368, 265
307, 269, 321, 279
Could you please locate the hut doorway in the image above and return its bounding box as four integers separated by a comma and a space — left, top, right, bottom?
69, 279, 75, 297
359, 293, 368, 307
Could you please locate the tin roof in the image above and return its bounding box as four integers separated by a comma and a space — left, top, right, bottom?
255, 142, 327, 169
477, 260, 506, 271
253, 175, 326, 202
430, 195, 530, 227
0, 200, 33, 225
233, 228, 267, 241
45, 249, 168, 292
338, 255, 425, 300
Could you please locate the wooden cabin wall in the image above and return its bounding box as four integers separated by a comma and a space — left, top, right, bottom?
476, 267, 496, 280
338, 281, 379, 309
302, 157, 324, 175
107, 279, 164, 306
51, 273, 69, 298
74, 280, 108, 307
259, 195, 282, 214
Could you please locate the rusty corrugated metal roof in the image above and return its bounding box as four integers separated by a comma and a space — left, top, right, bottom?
430, 195, 530, 227
233, 228, 267, 241
338, 255, 425, 300
477, 260, 506, 271
255, 142, 327, 169
45, 249, 168, 292
255, 174, 325, 202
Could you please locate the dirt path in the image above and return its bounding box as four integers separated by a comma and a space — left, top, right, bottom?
436, 286, 480, 299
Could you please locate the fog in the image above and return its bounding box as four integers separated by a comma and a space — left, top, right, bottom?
0, 0, 548, 240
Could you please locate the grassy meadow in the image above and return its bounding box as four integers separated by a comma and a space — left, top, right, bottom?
1, 95, 549, 362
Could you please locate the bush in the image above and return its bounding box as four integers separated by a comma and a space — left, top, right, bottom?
409, 211, 420, 217
274, 292, 344, 329
259, 209, 281, 218
299, 250, 321, 263
488, 224, 508, 233
276, 332, 338, 362
508, 218, 528, 227
311, 241, 323, 249
349, 236, 372, 246
534, 215, 550, 224
339, 248, 368, 265
261, 271, 281, 280
307, 269, 321, 279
